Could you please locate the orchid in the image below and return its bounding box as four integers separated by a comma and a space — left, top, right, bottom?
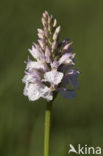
22, 11, 79, 102
22, 11, 80, 156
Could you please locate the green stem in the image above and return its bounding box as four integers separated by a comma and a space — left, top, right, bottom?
44, 101, 52, 156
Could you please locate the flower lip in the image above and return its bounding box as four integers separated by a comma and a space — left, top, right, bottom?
44, 69, 64, 86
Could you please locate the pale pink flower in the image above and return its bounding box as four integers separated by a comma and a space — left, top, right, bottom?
22, 11, 80, 101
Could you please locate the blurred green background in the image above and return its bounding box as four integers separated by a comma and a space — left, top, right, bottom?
0, 0, 103, 156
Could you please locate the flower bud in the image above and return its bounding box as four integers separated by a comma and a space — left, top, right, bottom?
38, 39, 45, 49
52, 40, 57, 51
44, 29, 50, 38
48, 15, 52, 24
45, 46, 51, 63
44, 11, 49, 17
37, 28, 44, 39
53, 19, 57, 27
53, 26, 61, 40
55, 26, 61, 34
63, 42, 72, 51
37, 28, 44, 34
41, 17, 47, 27
38, 33, 44, 39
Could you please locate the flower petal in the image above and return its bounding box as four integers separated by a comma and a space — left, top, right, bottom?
28, 46, 40, 60
58, 53, 75, 65
23, 81, 53, 101
44, 69, 63, 85
22, 70, 41, 84
58, 88, 76, 100
26, 61, 49, 72
23, 83, 41, 101
28, 45, 45, 61
40, 86, 53, 101
62, 70, 80, 89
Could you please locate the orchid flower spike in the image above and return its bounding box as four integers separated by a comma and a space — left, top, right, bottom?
22, 11, 80, 101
